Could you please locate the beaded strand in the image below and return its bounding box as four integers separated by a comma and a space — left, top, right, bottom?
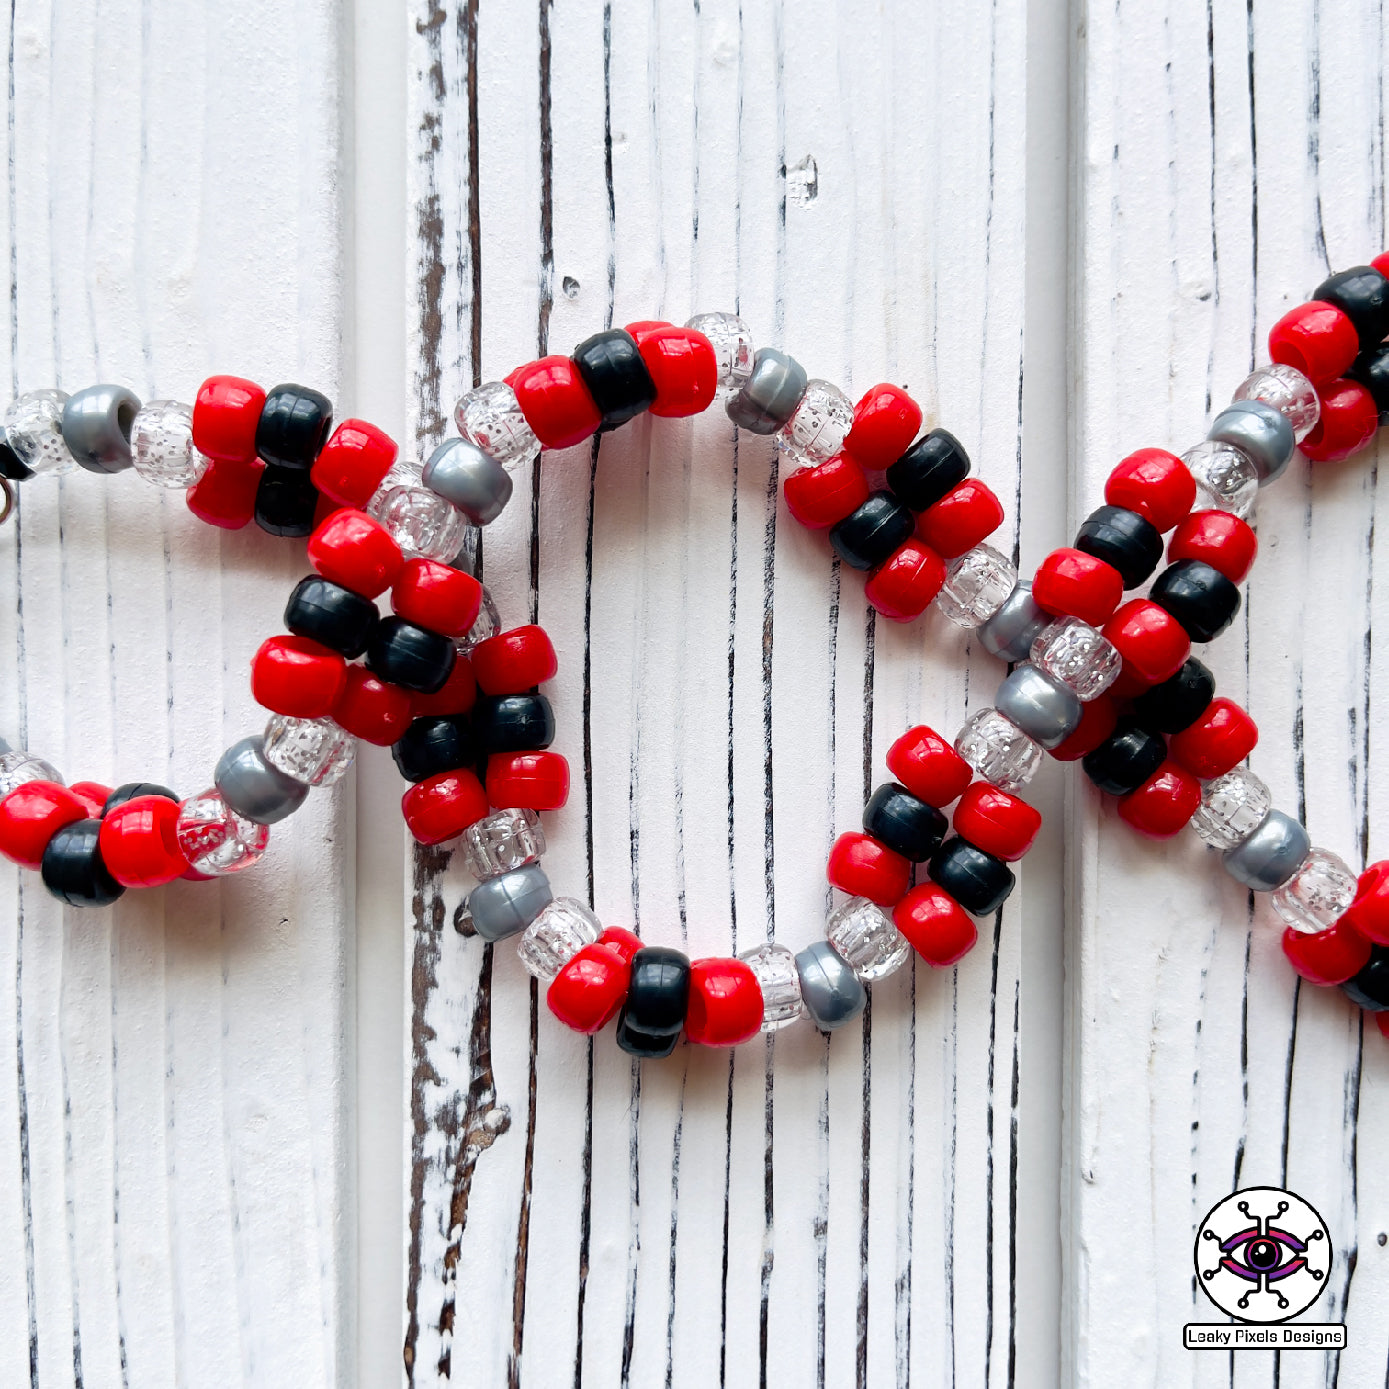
2, 257, 1389, 1054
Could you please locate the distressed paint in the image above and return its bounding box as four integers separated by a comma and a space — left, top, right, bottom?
403, 0, 1028, 1384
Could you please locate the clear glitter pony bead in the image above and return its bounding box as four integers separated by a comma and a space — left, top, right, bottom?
737, 941, 805, 1030
826, 896, 910, 981
454, 381, 541, 469
517, 897, 602, 981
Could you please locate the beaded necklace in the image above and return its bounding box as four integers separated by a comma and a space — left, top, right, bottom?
3, 260, 1389, 1056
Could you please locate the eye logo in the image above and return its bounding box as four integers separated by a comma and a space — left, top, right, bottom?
1194, 1186, 1332, 1323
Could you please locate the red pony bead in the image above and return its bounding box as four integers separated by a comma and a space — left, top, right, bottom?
185, 455, 264, 530
916, 478, 1005, 559
332, 666, 415, 746
1300, 379, 1380, 463
402, 769, 490, 845
311, 418, 398, 508
1117, 760, 1201, 838
1104, 448, 1195, 532
67, 781, 113, 818
509, 356, 602, 449
410, 658, 478, 719
547, 928, 642, 1033
844, 383, 923, 469
684, 958, 764, 1046
1101, 599, 1190, 686
952, 783, 1042, 861
630, 324, 718, 417
865, 539, 947, 621
783, 454, 870, 529
826, 831, 911, 906
1048, 695, 1118, 762
1340, 862, 1389, 945
1167, 510, 1258, 583
486, 751, 570, 811
390, 560, 483, 638
0, 781, 88, 869
1168, 697, 1258, 779
307, 509, 404, 598
893, 884, 978, 967
1032, 548, 1124, 627
98, 795, 189, 887
1373, 252, 1389, 280
472, 625, 558, 695
251, 635, 347, 719
1268, 300, 1360, 384
1282, 919, 1372, 987
886, 725, 972, 806
192, 375, 265, 461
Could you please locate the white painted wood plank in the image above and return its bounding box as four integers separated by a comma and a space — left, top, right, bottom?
403, 1, 1031, 1383
0, 1, 351, 1384
1069, 0, 1389, 1383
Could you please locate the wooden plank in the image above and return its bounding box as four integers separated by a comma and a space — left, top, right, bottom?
0, 1, 351, 1384
1068, 0, 1389, 1382
403, 0, 1031, 1383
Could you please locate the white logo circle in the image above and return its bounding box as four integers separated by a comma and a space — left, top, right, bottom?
1194, 1186, 1332, 1323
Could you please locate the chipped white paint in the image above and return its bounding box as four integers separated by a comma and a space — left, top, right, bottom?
0, 1, 351, 1385
1068, 0, 1389, 1383
403, 1, 1029, 1385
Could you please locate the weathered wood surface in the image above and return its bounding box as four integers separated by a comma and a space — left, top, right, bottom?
402, 0, 1031, 1385
1069, 0, 1389, 1383
0, 1, 352, 1385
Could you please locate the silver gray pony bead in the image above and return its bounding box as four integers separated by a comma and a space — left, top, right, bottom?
467, 863, 554, 941
1207, 400, 1296, 486
993, 664, 1082, 750
795, 940, 867, 1031
725, 348, 808, 434
214, 735, 310, 825
61, 384, 142, 474
977, 581, 1051, 663
422, 437, 514, 526
1222, 809, 1311, 891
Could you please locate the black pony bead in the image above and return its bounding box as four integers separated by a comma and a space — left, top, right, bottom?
927, 837, 1015, 916
0, 428, 32, 481
1073, 505, 1163, 588
571, 329, 657, 430
615, 946, 691, 1058
863, 782, 948, 862
103, 782, 177, 814
1082, 720, 1166, 796
391, 715, 475, 783
1313, 266, 1389, 350
829, 491, 915, 571
472, 694, 556, 755
255, 464, 320, 538
366, 617, 457, 694
885, 428, 970, 511
285, 576, 379, 659
256, 383, 334, 468
1349, 343, 1389, 426
41, 820, 124, 907
1343, 945, 1389, 1012
1131, 657, 1216, 734
1149, 560, 1241, 643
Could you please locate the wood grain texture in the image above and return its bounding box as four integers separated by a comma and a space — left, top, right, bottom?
0, 2, 351, 1385
402, 1, 1030, 1384
1068, 0, 1389, 1383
